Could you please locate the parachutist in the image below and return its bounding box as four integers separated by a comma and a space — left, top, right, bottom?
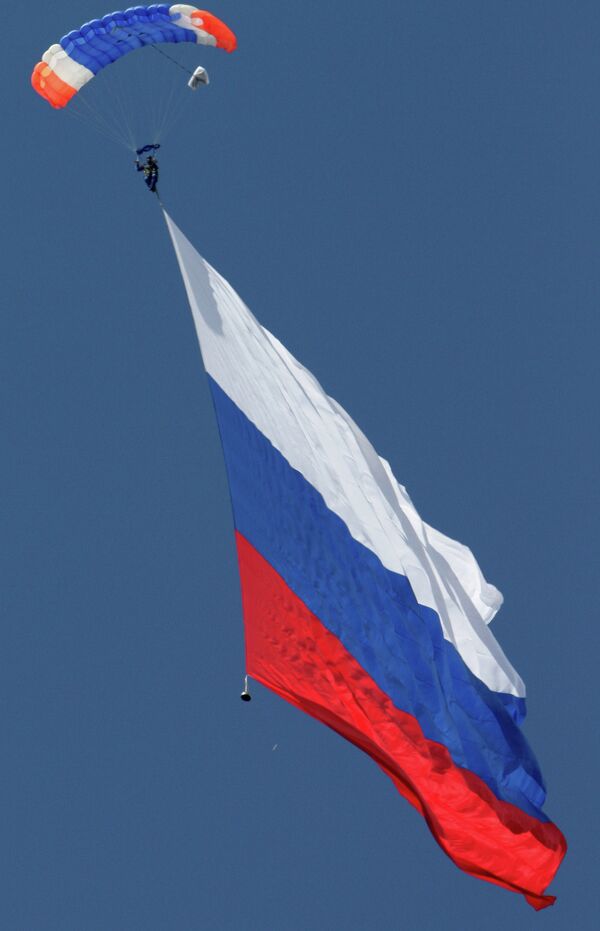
136, 153, 159, 193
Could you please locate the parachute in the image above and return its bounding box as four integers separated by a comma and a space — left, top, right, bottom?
31, 5, 236, 110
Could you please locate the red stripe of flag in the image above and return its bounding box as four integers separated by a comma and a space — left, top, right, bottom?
236, 531, 565, 910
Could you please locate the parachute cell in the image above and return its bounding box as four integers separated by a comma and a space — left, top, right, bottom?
31, 5, 236, 109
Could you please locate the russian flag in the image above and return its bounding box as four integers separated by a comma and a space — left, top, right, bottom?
165, 213, 566, 908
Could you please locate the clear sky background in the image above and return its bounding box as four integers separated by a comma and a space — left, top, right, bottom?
3, 2, 599, 928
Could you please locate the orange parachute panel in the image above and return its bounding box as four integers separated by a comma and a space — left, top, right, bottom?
31, 62, 77, 109
192, 11, 237, 52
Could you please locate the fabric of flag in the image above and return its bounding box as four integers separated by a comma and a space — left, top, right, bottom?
165, 212, 566, 909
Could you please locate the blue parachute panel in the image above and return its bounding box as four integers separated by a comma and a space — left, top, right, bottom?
60, 6, 196, 75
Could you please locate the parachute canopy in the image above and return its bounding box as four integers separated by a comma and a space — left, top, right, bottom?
32, 5, 236, 110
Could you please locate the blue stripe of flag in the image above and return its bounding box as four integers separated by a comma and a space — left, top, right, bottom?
209, 376, 548, 820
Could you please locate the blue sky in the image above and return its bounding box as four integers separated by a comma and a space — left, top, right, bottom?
3, 2, 599, 928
